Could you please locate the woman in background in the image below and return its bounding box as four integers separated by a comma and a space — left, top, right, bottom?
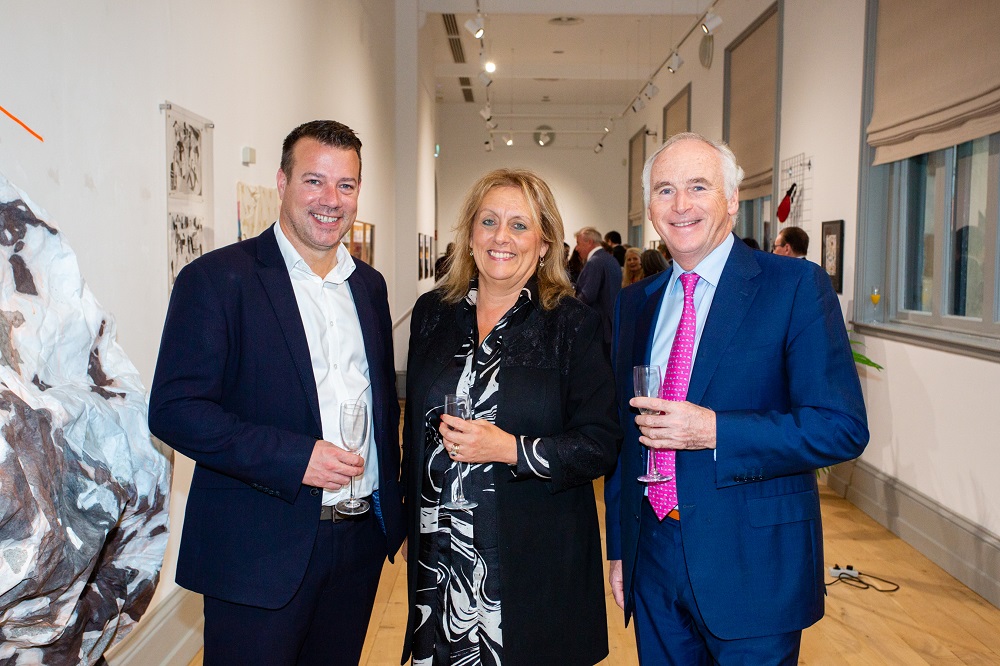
622, 246, 644, 286
640, 247, 670, 278
402, 168, 619, 666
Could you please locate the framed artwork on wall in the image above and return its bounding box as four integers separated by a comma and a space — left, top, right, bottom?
821, 219, 844, 293
347, 221, 374, 265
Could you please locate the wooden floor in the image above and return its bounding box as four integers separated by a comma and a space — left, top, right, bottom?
189, 480, 1000, 665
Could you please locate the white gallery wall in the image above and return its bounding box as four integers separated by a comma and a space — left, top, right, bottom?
0, 0, 410, 621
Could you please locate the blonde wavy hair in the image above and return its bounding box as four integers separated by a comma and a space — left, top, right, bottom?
439, 168, 574, 310
622, 246, 644, 287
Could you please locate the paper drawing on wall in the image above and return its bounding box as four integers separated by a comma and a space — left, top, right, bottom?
163, 102, 214, 292
169, 212, 205, 288
169, 119, 203, 197
237, 182, 280, 240
0, 173, 170, 664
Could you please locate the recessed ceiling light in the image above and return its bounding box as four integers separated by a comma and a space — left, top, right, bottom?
548, 17, 583, 26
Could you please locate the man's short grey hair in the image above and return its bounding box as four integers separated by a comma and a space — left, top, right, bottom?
575, 227, 603, 244
642, 132, 745, 210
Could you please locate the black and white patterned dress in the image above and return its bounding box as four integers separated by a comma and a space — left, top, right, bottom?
412, 281, 552, 666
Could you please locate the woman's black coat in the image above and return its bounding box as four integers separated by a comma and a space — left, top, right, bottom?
400, 289, 621, 665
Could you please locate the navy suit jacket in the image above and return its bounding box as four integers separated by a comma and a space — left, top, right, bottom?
149, 225, 405, 609
576, 247, 622, 347
605, 235, 868, 639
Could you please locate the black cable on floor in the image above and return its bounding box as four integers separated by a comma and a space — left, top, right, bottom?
825, 570, 900, 593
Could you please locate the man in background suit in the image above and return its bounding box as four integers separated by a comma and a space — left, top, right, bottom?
149, 120, 405, 665
575, 226, 622, 356
605, 229, 627, 266
773, 225, 810, 258
605, 132, 868, 663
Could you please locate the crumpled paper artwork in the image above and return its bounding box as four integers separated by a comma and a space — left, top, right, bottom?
0, 173, 170, 665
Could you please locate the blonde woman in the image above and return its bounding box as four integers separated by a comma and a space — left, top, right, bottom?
622, 246, 644, 286
402, 168, 619, 665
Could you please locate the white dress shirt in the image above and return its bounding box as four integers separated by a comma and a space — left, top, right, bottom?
274, 221, 378, 506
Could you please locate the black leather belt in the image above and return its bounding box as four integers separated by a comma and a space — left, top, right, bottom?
319, 497, 373, 522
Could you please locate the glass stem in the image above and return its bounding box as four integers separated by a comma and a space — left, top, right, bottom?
349, 475, 356, 503
455, 464, 466, 502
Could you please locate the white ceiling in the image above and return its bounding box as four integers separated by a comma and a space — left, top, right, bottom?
420, 0, 714, 148
423, 0, 713, 109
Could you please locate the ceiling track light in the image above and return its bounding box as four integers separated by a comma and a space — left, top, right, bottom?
484, 60, 496, 73
644, 82, 659, 99
479, 105, 492, 121
702, 12, 723, 35
594, 142, 604, 154
632, 97, 646, 113
484, 138, 494, 152
485, 119, 498, 130
534, 124, 554, 147
667, 52, 684, 73
603, 118, 614, 133
478, 71, 493, 87
465, 15, 485, 39
502, 133, 513, 146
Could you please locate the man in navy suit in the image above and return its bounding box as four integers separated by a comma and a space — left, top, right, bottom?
575, 226, 622, 356
149, 120, 404, 665
605, 132, 868, 663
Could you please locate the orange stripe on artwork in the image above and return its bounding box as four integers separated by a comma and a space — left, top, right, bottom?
0, 104, 44, 142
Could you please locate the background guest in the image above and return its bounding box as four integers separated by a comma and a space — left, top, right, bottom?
604, 229, 626, 266
434, 241, 455, 278
640, 248, 669, 277
564, 241, 583, 284
622, 246, 645, 286
773, 226, 809, 258
574, 226, 622, 357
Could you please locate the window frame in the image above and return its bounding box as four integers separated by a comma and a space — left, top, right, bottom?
855, 0, 1000, 362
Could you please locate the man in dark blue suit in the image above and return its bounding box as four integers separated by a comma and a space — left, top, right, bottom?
605, 132, 868, 663
149, 120, 404, 665
574, 226, 622, 356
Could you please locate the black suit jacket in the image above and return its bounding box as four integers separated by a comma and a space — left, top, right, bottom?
401, 289, 620, 665
149, 225, 405, 608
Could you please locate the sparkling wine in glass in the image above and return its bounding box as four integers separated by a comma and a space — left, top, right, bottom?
633, 365, 671, 484
870, 286, 881, 323
335, 399, 370, 516
442, 393, 478, 510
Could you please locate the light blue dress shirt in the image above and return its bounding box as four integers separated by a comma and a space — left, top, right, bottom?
649, 233, 735, 370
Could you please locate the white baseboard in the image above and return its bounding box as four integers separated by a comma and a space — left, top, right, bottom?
105, 587, 203, 666
828, 459, 1000, 609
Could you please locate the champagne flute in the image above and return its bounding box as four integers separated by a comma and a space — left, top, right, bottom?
442, 393, 478, 510
335, 399, 370, 516
870, 286, 881, 323
633, 365, 672, 483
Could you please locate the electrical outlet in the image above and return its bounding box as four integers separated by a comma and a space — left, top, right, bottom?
829, 564, 860, 578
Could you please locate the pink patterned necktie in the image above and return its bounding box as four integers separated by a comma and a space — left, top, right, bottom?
648, 272, 700, 520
